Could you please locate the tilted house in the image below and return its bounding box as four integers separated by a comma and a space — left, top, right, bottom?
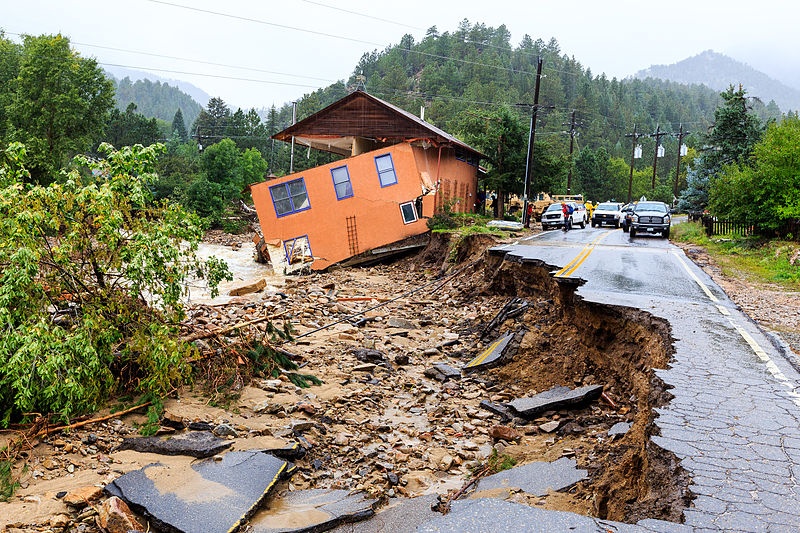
250, 90, 483, 272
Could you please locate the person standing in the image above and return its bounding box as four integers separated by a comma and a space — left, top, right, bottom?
561, 202, 571, 231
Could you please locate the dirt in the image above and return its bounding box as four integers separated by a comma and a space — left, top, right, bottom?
1, 229, 795, 532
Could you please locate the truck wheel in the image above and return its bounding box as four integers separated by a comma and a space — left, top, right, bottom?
614, 221, 620, 228
542, 224, 547, 230
663, 228, 670, 239
591, 221, 596, 228
579, 219, 585, 229
630, 228, 637, 237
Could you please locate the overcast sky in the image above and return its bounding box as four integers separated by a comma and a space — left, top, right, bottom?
3, 0, 797, 110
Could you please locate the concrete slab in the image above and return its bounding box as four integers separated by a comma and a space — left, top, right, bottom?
105, 451, 290, 533
328, 495, 440, 533
415, 498, 689, 532
463, 333, 513, 371
473, 457, 587, 496
248, 488, 376, 532
507, 385, 603, 418
116, 430, 232, 458
425, 363, 462, 382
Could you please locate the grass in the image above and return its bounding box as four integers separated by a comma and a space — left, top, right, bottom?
671, 221, 800, 286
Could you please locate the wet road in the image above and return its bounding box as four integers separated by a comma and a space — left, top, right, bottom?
487, 225, 800, 531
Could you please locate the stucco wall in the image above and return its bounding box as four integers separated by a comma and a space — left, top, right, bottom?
251, 142, 478, 270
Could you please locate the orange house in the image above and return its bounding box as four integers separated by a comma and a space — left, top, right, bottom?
250, 90, 482, 272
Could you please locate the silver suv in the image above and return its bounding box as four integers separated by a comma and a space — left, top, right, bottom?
630, 201, 671, 238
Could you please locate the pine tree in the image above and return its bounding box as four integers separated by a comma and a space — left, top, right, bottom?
171, 108, 188, 142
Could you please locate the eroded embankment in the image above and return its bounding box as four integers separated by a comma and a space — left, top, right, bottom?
477, 250, 692, 523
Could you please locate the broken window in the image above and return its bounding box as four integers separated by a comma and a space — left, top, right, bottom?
400, 201, 418, 224
270, 178, 310, 217
331, 165, 353, 200
284, 235, 312, 264
375, 153, 398, 187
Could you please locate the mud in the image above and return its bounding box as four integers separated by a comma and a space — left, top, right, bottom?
0, 231, 693, 531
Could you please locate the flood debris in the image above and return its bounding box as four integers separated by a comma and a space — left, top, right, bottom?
116, 430, 232, 458
229, 278, 267, 296
480, 298, 529, 340
608, 421, 631, 438
463, 332, 514, 371
424, 363, 462, 382
248, 488, 377, 532
507, 384, 604, 419
473, 457, 587, 496
105, 451, 291, 533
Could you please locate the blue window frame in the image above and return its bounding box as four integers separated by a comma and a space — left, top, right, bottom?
270, 178, 310, 217
331, 165, 353, 200
375, 153, 398, 187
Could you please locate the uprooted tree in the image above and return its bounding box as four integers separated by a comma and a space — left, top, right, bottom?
0, 141, 232, 427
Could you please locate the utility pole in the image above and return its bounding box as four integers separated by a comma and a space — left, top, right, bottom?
290, 101, 298, 174
650, 124, 668, 191
625, 125, 645, 204
563, 110, 580, 194
521, 56, 543, 228
673, 123, 690, 198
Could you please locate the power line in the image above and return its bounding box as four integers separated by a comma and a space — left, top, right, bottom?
299, 0, 426, 31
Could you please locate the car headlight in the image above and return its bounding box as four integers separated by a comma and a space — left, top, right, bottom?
664, 215, 671, 224
632, 214, 639, 222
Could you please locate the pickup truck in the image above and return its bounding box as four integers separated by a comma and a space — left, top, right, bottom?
630, 201, 671, 238
591, 202, 623, 228
541, 202, 586, 230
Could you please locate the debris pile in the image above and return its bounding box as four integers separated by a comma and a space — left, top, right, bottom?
0, 233, 691, 532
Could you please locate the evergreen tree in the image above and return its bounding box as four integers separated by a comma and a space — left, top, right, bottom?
171, 108, 188, 142
193, 97, 230, 149
104, 103, 161, 149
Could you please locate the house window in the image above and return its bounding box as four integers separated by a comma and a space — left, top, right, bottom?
331, 165, 353, 200
375, 153, 398, 187
284, 235, 312, 264
270, 178, 310, 217
400, 201, 418, 224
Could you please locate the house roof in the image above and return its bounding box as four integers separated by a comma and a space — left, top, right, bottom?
273, 90, 483, 159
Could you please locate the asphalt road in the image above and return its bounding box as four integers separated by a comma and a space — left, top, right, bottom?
486, 224, 800, 531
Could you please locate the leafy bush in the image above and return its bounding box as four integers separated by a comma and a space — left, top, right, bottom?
0, 142, 231, 426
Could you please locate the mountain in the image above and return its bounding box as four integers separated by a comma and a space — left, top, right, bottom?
105, 71, 204, 132
104, 66, 211, 108
633, 50, 800, 112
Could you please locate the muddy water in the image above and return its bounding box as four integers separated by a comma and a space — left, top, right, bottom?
187, 243, 284, 305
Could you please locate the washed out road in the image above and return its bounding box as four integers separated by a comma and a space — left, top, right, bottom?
488, 225, 800, 531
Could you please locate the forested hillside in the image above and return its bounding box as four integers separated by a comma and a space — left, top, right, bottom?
261, 21, 781, 203
112, 76, 202, 134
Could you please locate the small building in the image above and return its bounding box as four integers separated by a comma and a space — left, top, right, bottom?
250, 90, 483, 272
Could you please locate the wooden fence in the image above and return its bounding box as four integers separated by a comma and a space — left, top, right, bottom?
700, 216, 755, 237
696, 215, 799, 240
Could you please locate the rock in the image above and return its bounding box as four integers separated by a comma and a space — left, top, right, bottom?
507, 385, 604, 419
63, 485, 104, 508
489, 425, 522, 442
608, 421, 631, 437
539, 421, 560, 433
213, 423, 240, 437
424, 363, 461, 382
49, 513, 72, 528
387, 317, 417, 329
96, 496, 145, 533
228, 278, 266, 296
117, 430, 233, 458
